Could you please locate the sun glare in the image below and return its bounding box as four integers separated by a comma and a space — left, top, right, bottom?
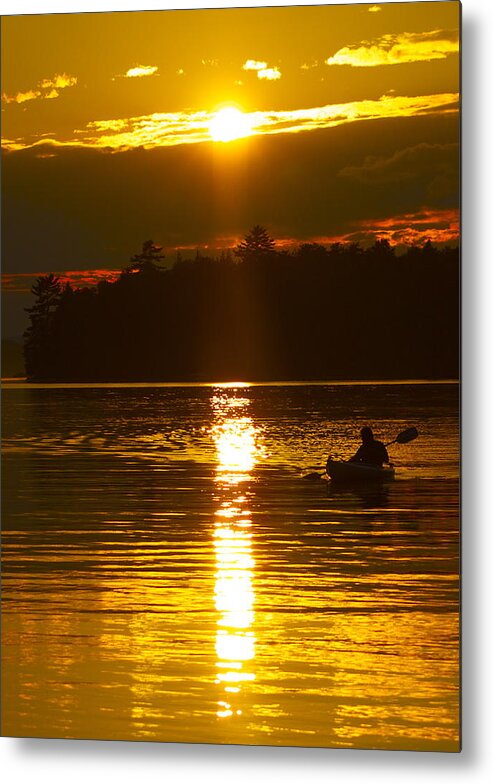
209, 107, 253, 143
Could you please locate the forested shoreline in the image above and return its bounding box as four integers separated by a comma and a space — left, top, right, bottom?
23, 227, 459, 382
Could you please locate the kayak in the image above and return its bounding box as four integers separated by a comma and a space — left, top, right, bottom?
326, 459, 395, 483
326, 458, 395, 483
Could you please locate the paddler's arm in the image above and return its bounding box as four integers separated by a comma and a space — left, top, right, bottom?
348, 445, 364, 463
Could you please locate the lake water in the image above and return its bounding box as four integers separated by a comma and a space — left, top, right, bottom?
1, 381, 460, 750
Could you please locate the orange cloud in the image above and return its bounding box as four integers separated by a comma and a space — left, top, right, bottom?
2, 89, 41, 104
2, 73, 77, 104
124, 65, 158, 78
258, 67, 281, 81
243, 59, 267, 71
1, 269, 121, 293
332, 208, 459, 247
40, 74, 77, 90
326, 29, 459, 67
2, 90, 41, 103
242, 59, 281, 80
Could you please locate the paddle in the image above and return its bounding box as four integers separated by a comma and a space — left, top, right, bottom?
384, 426, 419, 447
302, 426, 419, 479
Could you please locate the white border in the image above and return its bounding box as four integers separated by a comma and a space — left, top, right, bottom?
3, 0, 343, 13
2, 1, 492, 782
0, 0, 472, 18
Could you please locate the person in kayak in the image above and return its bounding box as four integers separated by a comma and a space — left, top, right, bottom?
348, 426, 389, 467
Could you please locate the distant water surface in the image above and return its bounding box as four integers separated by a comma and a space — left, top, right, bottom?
1, 382, 460, 750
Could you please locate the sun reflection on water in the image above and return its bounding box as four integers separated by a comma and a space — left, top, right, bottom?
210, 387, 262, 720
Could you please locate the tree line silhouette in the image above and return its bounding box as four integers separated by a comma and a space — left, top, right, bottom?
24, 226, 459, 382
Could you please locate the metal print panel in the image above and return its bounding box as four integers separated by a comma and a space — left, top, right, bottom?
1, 1, 460, 751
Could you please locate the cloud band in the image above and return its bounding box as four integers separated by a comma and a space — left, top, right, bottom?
2, 92, 459, 152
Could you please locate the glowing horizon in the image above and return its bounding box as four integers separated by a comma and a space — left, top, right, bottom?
0, 204, 460, 295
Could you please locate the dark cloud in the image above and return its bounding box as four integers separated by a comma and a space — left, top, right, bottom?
338, 140, 459, 209
339, 141, 456, 181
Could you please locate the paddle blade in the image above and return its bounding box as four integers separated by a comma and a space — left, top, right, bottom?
395, 426, 419, 444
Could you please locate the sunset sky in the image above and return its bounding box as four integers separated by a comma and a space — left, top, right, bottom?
1, 1, 460, 336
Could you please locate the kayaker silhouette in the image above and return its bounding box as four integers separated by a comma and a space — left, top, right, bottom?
348, 426, 389, 467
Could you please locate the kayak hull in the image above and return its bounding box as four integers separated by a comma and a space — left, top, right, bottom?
326, 459, 395, 484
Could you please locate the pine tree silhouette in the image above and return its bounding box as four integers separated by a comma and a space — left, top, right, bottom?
124, 240, 165, 274
24, 274, 63, 379
234, 225, 276, 259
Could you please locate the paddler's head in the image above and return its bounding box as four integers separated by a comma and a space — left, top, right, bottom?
360, 426, 374, 443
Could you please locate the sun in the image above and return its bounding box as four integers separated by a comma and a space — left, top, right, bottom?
208, 107, 253, 143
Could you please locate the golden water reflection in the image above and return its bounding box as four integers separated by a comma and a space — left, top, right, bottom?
2, 384, 459, 748
211, 388, 262, 720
